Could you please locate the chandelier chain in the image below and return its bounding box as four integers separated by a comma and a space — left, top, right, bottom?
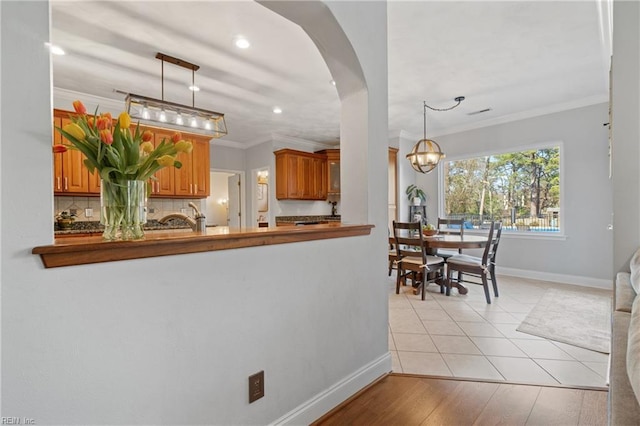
423, 96, 465, 112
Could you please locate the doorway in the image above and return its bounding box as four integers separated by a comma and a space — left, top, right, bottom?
207, 170, 244, 228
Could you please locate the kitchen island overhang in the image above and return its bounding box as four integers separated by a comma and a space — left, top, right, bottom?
33, 223, 374, 268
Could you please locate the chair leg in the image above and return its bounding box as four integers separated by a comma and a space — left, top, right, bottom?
490, 266, 499, 297
445, 267, 452, 296
482, 273, 491, 304
388, 260, 392, 276
395, 265, 402, 294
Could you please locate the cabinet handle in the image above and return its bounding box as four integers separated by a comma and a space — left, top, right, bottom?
190, 184, 193, 194
194, 184, 198, 194
156, 182, 160, 193
64, 177, 68, 191
56, 177, 61, 190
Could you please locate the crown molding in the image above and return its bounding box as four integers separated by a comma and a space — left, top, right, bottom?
271, 133, 335, 152
430, 94, 608, 138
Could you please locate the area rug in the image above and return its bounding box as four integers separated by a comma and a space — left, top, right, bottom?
516, 288, 612, 354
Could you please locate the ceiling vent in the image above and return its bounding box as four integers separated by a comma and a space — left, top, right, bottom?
467, 108, 492, 116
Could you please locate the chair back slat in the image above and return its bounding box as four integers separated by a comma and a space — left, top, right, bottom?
480, 221, 496, 265
437, 218, 465, 237
489, 222, 503, 265
393, 221, 427, 263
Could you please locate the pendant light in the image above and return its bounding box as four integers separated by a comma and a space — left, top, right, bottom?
126, 53, 227, 138
407, 96, 465, 173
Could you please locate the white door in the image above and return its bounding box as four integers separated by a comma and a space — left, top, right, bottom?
228, 174, 241, 228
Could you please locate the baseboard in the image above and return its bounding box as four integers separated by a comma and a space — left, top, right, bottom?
271, 352, 392, 425
497, 266, 612, 290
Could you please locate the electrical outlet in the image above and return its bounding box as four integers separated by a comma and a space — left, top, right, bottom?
248, 371, 264, 403
85, 208, 93, 218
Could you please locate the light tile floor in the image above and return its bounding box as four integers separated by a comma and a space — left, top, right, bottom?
388, 273, 611, 389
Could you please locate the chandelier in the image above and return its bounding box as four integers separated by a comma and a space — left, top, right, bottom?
126, 53, 227, 138
407, 96, 464, 173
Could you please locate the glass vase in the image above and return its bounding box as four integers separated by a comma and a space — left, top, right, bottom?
100, 180, 147, 241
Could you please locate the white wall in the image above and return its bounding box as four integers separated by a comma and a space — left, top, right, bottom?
612, 0, 640, 273
210, 144, 245, 171
412, 103, 612, 284
1, 2, 389, 424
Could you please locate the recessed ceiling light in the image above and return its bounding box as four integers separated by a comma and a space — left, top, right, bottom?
188, 85, 200, 92
234, 37, 250, 49
330, 79, 336, 86
45, 42, 65, 56
273, 107, 282, 114
467, 108, 492, 116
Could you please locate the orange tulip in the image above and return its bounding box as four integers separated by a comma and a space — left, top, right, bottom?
72, 100, 87, 115
171, 132, 182, 144
142, 130, 153, 142
52, 144, 67, 153
100, 129, 113, 145
97, 116, 111, 130
87, 116, 95, 128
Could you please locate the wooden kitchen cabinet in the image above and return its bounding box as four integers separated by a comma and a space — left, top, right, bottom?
52, 109, 211, 198
174, 136, 210, 198
315, 149, 340, 195
53, 114, 92, 194
274, 149, 327, 200
150, 130, 176, 196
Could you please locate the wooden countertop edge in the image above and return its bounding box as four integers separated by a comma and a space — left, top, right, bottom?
32, 224, 374, 268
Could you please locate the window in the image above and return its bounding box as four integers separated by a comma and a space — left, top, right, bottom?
441, 145, 561, 233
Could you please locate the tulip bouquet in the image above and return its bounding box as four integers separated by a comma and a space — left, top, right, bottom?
54, 100, 193, 240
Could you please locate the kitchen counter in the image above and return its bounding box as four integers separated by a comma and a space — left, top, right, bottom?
33, 222, 373, 268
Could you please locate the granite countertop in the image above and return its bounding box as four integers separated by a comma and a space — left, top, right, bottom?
275, 215, 341, 224
55, 219, 191, 235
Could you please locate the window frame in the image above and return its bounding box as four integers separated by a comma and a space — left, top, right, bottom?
437, 140, 566, 238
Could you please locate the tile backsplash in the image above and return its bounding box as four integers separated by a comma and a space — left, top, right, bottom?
55, 196, 205, 222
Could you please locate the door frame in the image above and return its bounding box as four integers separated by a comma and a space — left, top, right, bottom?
211, 168, 246, 228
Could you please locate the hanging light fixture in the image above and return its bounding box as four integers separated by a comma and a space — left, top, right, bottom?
407, 96, 465, 173
125, 53, 227, 138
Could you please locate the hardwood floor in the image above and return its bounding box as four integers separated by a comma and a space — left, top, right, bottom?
313, 374, 608, 425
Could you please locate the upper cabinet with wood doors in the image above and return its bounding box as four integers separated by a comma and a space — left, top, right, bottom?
315, 149, 340, 195
53, 111, 95, 195
274, 149, 327, 200
52, 109, 211, 198
174, 135, 210, 198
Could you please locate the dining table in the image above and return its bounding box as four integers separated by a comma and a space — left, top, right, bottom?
390, 233, 490, 295
425, 234, 489, 294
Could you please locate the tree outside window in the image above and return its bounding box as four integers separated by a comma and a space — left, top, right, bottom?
443, 146, 560, 232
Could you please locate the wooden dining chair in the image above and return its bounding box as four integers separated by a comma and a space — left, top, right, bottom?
388, 233, 398, 276
393, 221, 446, 300
436, 218, 465, 259
446, 221, 500, 304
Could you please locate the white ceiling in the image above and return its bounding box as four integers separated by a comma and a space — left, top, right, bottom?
50, 1, 611, 148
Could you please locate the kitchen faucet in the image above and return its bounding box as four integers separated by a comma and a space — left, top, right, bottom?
158, 202, 206, 232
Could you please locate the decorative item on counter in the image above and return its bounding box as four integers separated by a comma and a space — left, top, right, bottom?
55, 210, 76, 229
328, 200, 338, 217
422, 223, 438, 236
54, 100, 193, 241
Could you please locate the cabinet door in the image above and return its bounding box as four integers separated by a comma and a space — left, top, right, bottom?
174, 137, 195, 196
327, 159, 340, 195
152, 130, 175, 196
59, 117, 90, 193
313, 157, 328, 199
53, 117, 64, 192
89, 170, 101, 194
191, 138, 210, 197
299, 155, 314, 198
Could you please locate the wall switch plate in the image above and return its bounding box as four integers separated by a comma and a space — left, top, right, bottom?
248, 371, 264, 403
85, 208, 93, 218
